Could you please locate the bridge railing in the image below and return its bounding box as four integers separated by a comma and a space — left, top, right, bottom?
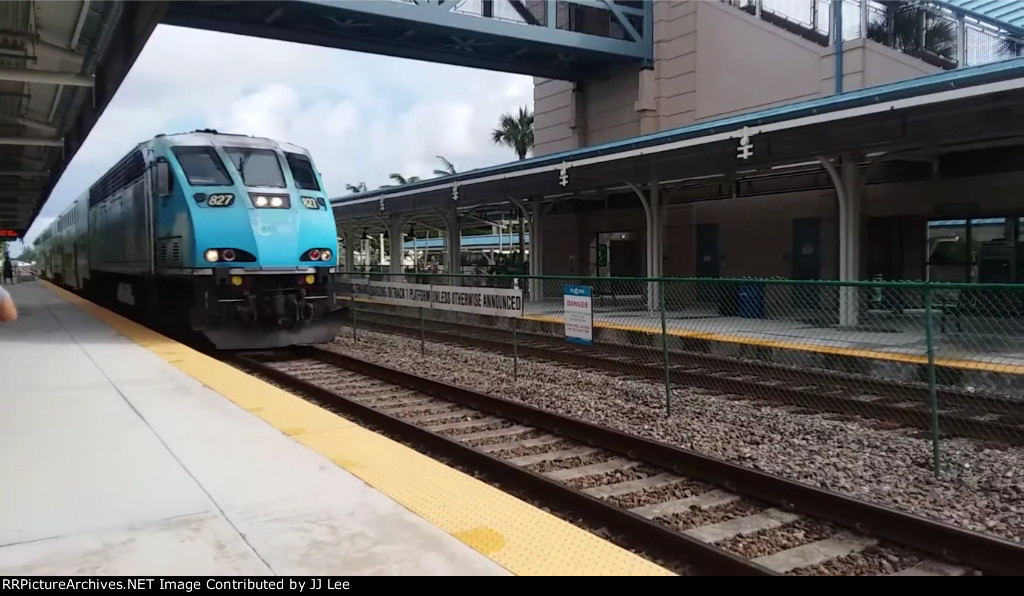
721, 0, 1021, 69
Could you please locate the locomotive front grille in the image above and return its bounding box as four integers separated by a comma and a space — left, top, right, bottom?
157, 238, 182, 267
201, 271, 337, 331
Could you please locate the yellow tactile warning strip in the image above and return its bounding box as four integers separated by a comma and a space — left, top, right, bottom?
523, 312, 1024, 376
41, 282, 675, 577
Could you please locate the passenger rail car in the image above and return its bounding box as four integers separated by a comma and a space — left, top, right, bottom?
36, 130, 345, 349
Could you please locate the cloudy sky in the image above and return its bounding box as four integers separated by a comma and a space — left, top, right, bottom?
12, 24, 533, 253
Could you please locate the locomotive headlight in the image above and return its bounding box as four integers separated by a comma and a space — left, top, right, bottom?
254, 195, 269, 207
270, 196, 284, 207
204, 249, 220, 262
320, 249, 332, 261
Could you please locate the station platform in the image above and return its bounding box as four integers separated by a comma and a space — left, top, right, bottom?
517, 305, 1024, 391
345, 294, 1024, 392
0, 281, 672, 576
521, 307, 1024, 374
512, 290, 1024, 371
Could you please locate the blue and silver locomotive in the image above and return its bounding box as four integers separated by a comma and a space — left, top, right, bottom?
36, 129, 344, 349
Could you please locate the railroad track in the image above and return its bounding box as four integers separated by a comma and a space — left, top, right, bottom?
350, 311, 1024, 446
231, 345, 1024, 576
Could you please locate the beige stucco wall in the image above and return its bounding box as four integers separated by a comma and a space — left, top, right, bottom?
534, 0, 942, 156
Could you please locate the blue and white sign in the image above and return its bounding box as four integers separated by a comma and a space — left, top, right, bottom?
563, 284, 593, 346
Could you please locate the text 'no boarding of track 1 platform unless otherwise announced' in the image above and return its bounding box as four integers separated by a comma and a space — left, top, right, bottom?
1, 578, 353, 592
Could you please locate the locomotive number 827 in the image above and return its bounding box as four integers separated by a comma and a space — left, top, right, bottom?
35, 129, 346, 350
207, 193, 235, 207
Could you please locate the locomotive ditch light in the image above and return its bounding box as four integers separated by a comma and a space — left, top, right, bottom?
249, 193, 289, 209
205, 249, 220, 262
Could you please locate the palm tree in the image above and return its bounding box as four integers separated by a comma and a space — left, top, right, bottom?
433, 156, 456, 177
345, 182, 368, 193
491, 106, 534, 160
16, 245, 35, 263
388, 173, 421, 185
866, 2, 956, 62
998, 36, 1022, 58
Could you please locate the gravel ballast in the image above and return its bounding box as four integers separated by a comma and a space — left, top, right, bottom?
325, 331, 1024, 543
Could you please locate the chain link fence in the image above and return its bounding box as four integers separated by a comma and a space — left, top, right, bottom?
335, 271, 1024, 475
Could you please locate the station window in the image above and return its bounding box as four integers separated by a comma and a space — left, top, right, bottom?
927, 218, 1020, 283
285, 152, 321, 191
171, 146, 232, 187
224, 147, 286, 189
927, 219, 971, 283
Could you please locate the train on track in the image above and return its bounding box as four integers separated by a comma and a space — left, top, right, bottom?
35, 129, 345, 350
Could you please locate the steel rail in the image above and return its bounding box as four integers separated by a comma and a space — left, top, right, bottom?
287, 345, 1024, 575
354, 314, 1024, 446
231, 347, 774, 577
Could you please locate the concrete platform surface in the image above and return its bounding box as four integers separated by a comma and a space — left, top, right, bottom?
521, 301, 1024, 372
0, 282, 510, 576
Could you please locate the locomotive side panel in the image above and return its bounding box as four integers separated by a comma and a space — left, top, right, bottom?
91, 184, 152, 275
88, 148, 153, 277
72, 198, 90, 289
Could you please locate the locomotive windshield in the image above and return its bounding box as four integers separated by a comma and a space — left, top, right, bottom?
171, 146, 232, 186
285, 152, 321, 191
224, 147, 286, 189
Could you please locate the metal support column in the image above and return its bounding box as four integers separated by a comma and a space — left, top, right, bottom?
343, 227, 355, 273
388, 217, 406, 276
440, 208, 462, 285
833, 0, 844, 94
628, 180, 664, 312
859, 0, 868, 40
821, 154, 864, 327
529, 201, 545, 302
957, 12, 967, 67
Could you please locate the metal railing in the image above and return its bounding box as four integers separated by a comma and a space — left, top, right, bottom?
336, 271, 1024, 477
722, 0, 1021, 69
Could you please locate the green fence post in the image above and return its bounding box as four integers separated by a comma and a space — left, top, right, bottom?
419, 306, 425, 355
512, 317, 519, 381
659, 279, 672, 417
924, 284, 941, 478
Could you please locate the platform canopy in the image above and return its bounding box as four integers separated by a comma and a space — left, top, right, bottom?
0, 1, 164, 242
332, 57, 1024, 228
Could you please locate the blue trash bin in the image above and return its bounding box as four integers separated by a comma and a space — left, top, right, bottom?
738, 284, 765, 319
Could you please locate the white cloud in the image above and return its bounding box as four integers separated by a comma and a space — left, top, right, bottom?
24, 24, 535, 245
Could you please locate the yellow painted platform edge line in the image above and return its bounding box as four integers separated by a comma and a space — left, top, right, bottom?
521, 313, 1024, 375
39, 281, 675, 577
337, 296, 1020, 374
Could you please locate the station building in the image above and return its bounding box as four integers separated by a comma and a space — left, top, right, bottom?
332, 1, 1024, 289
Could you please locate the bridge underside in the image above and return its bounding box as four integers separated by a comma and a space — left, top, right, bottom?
0, 0, 165, 242
163, 0, 653, 81
3, 0, 650, 243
